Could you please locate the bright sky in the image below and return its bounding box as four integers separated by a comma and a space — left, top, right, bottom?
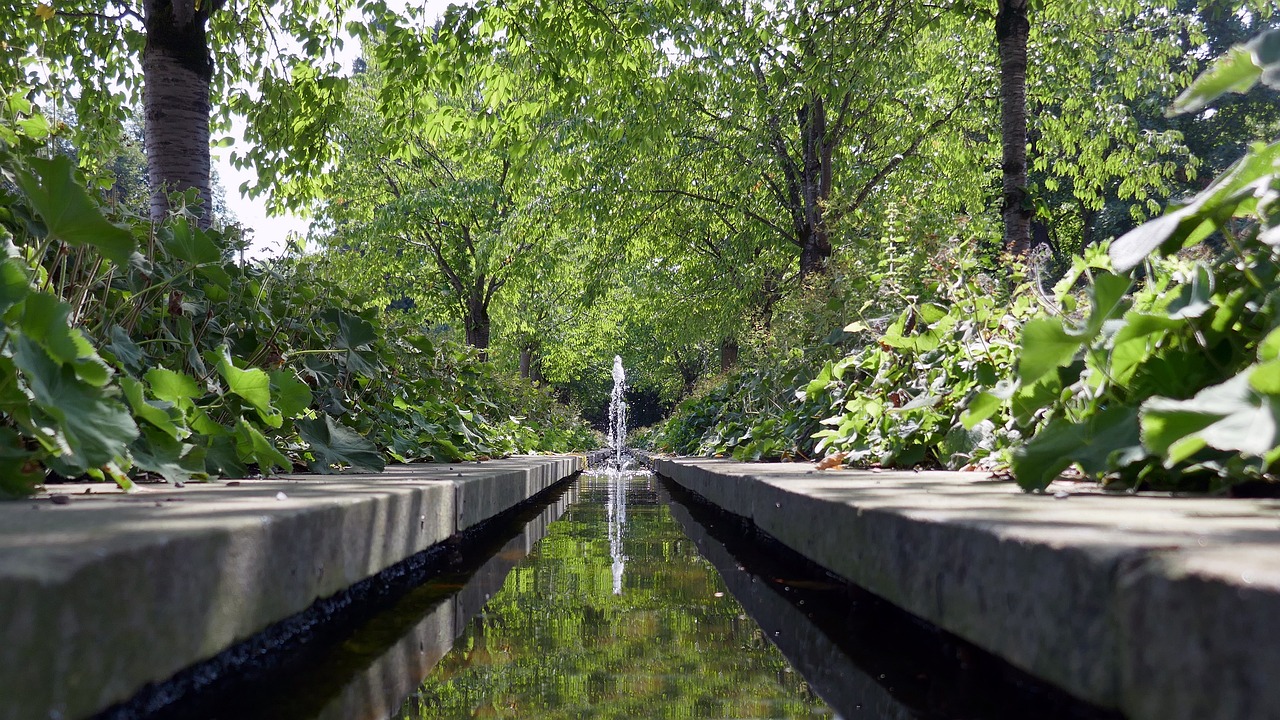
215, 0, 456, 258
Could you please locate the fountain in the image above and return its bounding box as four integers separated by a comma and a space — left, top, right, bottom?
607, 355, 628, 468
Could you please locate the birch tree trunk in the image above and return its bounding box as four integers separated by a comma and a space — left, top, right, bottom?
143, 0, 215, 228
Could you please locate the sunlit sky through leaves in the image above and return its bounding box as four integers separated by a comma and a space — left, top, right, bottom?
218, 0, 456, 258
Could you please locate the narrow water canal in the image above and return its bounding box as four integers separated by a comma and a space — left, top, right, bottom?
197, 464, 1109, 720
393, 467, 832, 719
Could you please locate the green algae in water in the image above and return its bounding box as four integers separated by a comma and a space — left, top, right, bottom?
395, 474, 833, 719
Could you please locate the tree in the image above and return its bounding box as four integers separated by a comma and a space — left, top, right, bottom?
309, 53, 562, 356
998, 0, 1032, 255
4, 0, 357, 227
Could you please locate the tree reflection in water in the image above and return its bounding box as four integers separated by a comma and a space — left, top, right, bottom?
395, 470, 832, 719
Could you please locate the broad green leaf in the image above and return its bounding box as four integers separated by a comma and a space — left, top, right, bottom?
1108, 313, 1183, 386
131, 427, 206, 484
960, 391, 1001, 429
1086, 272, 1132, 335
270, 370, 313, 417
211, 345, 280, 427
0, 253, 30, 313
146, 367, 202, 404
234, 420, 292, 473
159, 218, 223, 264
0, 427, 43, 497
297, 416, 385, 473
13, 336, 138, 472
1142, 371, 1280, 465
1012, 405, 1142, 491
1017, 317, 1082, 385
1171, 45, 1262, 116
120, 376, 185, 441
1110, 141, 1280, 271
12, 155, 136, 266
1259, 326, 1280, 363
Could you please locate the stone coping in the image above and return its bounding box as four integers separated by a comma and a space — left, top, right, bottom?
1, 455, 581, 720
649, 456, 1280, 720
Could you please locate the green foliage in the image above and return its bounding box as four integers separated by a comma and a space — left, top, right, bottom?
0, 109, 595, 497
656, 244, 1034, 469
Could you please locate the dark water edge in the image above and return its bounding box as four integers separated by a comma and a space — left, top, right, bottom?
662, 478, 1123, 720
93, 478, 579, 720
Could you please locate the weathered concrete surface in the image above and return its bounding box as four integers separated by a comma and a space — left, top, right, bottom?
0, 455, 580, 720
650, 456, 1280, 720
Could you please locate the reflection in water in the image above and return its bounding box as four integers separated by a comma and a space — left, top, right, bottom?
395, 470, 833, 719
607, 466, 627, 595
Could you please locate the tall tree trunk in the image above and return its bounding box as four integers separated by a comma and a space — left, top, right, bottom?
719, 337, 739, 372
797, 97, 834, 277
464, 289, 491, 357
143, 0, 216, 228
998, 0, 1032, 256
519, 347, 532, 379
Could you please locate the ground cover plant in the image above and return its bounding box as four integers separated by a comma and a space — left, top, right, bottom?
0, 105, 596, 497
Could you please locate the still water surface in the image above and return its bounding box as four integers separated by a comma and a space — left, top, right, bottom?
220, 466, 1107, 720
394, 469, 833, 719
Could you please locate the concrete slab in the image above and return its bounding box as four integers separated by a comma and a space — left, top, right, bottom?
0, 455, 580, 720
650, 456, 1280, 720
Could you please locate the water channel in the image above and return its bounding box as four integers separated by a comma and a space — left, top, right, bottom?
172, 460, 1110, 720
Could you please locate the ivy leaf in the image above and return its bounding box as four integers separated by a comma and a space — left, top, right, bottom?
1012, 405, 1142, 491
1017, 317, 1082, 385
211, 345, 281, 428
297, 416, 385, 473
1142, 371, 1280, 465
12, 155, 136, 266
13, 336, 138, 473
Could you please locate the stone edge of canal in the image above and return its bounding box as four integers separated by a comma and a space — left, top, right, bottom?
648, 454, 1280, 720
0, 455, 583, 720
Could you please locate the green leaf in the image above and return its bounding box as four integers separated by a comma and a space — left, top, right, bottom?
1142, 371, 1280, 465
13, 336, 138, 473
1259, 326, 1280, 363
1017, 317, 1082, 385
270, 370, 312, 417
960, 391, 1001, 429
0, 427, 44, 497
1012, 405, 1143, 491
159, 218, 223, 264
120, 376, 185, 441
145, 367, 202, 405
297, 416, 385, 473
1171, 45, 1262, 116
12, 155, 136, 266
234, 420, 292, 473
1110, 141, 1280, 271
131, 426, 205, 484
0, 252, 30, 314
211, 345, 280, 427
